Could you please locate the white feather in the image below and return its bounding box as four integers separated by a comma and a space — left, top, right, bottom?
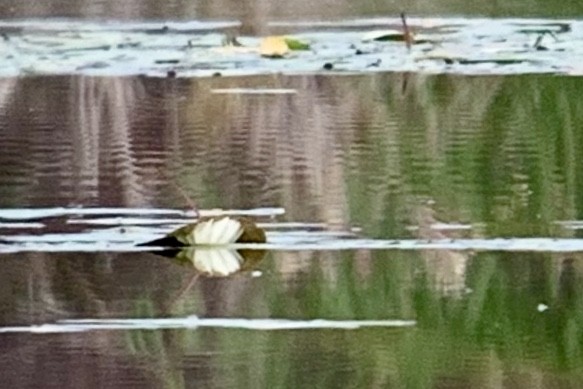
193, 217, 243, 245
193, 249, 243, 276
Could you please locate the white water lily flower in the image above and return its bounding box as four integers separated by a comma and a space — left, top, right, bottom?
139, 215, 265, 247
191, 217, 244, 245
192, 249, 244, 276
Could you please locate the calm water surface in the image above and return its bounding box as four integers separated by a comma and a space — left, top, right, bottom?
2, 72, 583, 388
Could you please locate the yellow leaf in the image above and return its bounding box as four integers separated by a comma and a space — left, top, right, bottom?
260, 36, 289, 58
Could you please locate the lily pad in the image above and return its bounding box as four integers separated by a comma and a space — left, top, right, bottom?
0, 18, 580, 77
362, 29, 404, 42
284, 37, 310, 50
361, 29, 435, 44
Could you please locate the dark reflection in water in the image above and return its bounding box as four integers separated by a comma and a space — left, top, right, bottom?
0, 250, 583, 387
1, 74, 583, 238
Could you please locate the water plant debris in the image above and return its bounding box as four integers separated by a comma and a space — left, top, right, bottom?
0, 17, 579, 77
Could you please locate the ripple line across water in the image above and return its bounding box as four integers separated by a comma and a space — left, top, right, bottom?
2, 237, 583, 253
0, 316, 416, 333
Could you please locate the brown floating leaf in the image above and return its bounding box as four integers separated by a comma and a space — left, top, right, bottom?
361, 29, 435, 44
361, 29, 405, 42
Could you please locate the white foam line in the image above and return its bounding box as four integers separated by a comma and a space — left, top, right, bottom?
63, 219, 321, 229
211, 88, 298, 94
0, 222, 45, 229
189, 208, 286, 217
0, 207, 285, 220
65, 218, 189, 226
0, 317, 416, 333
258, 222, 328, 229
0, 208, 184, 220
232, 238, 583, 252
4, 238, 583, 253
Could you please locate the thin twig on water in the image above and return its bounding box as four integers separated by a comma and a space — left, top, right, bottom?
400, 12, 413, 51
156, 167, 200, 219
165, 272, 200, 313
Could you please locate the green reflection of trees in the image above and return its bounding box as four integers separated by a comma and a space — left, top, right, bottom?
137, 251, 583, 388
235, 253, 580, 387
2, 74, 581, 239
347, 75, 583, 239
124, 300, 187, 389
170, 74, 583, 239
4, 72, 583, 387
98, 242, 582, 388
8, 252, 583, 387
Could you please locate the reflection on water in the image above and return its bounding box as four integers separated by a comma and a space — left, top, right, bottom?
162, 247, 267, 277
0, 250, 582, 387
2, 72, 583, 387
1, 74, 582, 238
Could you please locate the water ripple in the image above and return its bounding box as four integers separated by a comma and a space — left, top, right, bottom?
1, 209, 583, 252
0, 316, 416, 333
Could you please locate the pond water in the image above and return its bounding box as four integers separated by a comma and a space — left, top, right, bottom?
0, 18, 581, 77
2, 6, 583, 389
2, 72, 583, 388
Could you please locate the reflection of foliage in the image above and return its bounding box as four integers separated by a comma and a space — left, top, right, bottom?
344, 75, 582, 238
257, 251, 583, 387
2, 75, 581, 239
4, 250, 583, 387
3, 65, 583, 387
181, 74, 583, 238
125, 300, 186, 389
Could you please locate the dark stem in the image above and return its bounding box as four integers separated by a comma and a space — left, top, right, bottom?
400, 12, 412, 50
